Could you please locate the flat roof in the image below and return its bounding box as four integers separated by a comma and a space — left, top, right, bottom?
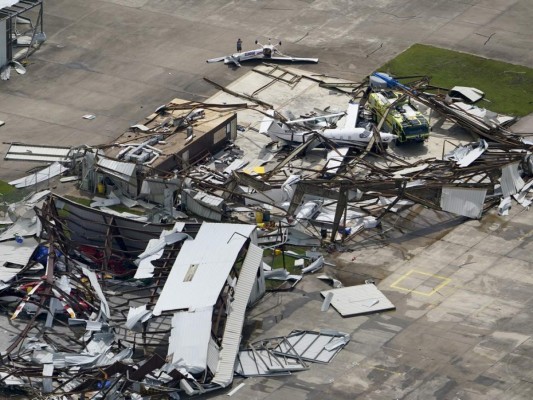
106, 98, 236, 166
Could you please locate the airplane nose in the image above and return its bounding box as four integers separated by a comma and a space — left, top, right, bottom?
380, 132, 395, 142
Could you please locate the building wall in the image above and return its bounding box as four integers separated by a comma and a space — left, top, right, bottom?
0, 19, 7, 68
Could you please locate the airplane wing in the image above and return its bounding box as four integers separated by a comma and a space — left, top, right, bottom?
227, 55, 241, 67
206, 56, 227, 63
343, 102, 360, 129
270, 56, 318, 63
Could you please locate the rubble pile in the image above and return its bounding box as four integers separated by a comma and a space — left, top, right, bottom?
0, 70, 532, 398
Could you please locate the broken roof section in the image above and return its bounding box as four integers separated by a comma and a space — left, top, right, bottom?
4, 143, 72, 162
153, 223, 256, 315
321, 284, 395, 317
447, 86, 484, 104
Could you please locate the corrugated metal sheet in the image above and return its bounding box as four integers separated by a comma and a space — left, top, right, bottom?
95, 157, 136, 182
440, 186, 487, 219
0, 237, 39, 282
167, 307, 213, 373
501, 162, 525, 198
8, 162, 67, 188
140, 178, 180, 194
207, 338, 220, 374
153, 223, 256, 316
320, 284, 395, 317
182, 189, 223, 221
5, 144, 71, 162
193, 191, 224, 208
212, 243, 263, 387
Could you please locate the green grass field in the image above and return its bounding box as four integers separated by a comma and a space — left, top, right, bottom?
0, 181, 15, 196
379, 44, 533, 117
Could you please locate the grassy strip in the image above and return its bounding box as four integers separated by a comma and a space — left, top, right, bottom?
379, 44, 533, 116
0, 181, 15, 196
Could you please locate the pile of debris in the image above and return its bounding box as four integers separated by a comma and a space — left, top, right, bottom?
0, 191, 366, 398
1, 67, 532, 397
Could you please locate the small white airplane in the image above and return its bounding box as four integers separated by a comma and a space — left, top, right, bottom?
259, 102, 396, 148
206, 39, 318, 67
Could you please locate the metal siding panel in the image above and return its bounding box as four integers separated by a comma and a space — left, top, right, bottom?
212, 243, 263, 387
5, 144, 71, 162
182, 190, 222, 221
441, 187, 487, 219
153, 224, 256, 315
167, 307, 213, 372
207, 338, 220, 374
501, 162, 525, 197
5, 154, 68, 162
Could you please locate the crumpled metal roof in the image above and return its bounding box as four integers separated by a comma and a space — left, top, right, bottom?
153, 223, 255, 315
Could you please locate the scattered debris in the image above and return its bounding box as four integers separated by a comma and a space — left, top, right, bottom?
0, 62, 531, 399
321, 283, 395, 317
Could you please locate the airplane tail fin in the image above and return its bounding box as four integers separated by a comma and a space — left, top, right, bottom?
259, 110, 288, 142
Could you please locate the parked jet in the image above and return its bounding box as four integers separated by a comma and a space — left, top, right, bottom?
259, 102, 395, 148
206, 39, 318, 67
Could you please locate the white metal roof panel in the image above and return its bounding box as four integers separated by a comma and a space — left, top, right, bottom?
321, 284, 395, 317
5, 144, 71, 162
0, 1, 20, 8
212, 243, 263, 387
440, 186, 486, 219
0, 237, 39, 281
167, 307, 213, 373
96, 157, 136, 182
8, 162, 67, 188
153, 223, 256, 316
